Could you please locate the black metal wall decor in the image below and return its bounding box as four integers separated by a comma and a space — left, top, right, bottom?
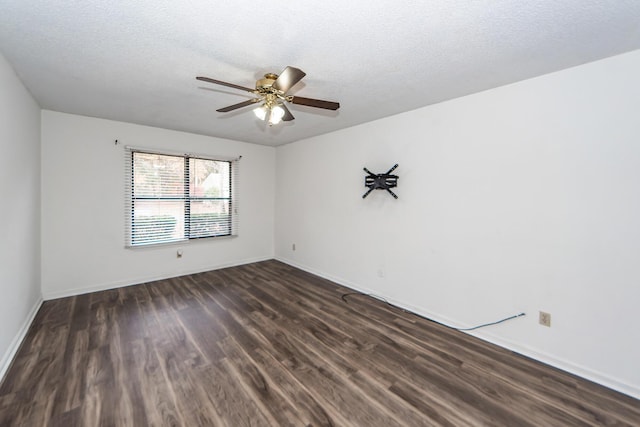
363, 164, 399, 199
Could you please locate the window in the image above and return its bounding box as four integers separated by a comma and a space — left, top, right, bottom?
125, 148, 238, 247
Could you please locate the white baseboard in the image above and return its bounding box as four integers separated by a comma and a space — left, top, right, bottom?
468, 330, 640, 401
0, 296, 43, 384
275, 256, 640, 400
42, 256, 273, 300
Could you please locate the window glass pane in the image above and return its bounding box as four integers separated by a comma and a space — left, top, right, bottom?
132, 200, 185, 245
133, 152, 184, 198
190, 200, 231, 238
190, 158, 230, 199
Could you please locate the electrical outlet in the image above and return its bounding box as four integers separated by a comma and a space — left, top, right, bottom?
292, 243, 296, 251
539, 311, 551, 327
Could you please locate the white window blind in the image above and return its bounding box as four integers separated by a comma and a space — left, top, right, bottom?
125, 147, 239, 247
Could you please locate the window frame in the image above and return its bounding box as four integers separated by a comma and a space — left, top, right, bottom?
125, 147, 238, 248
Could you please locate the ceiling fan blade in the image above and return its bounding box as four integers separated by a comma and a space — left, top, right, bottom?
196, 76, 255, 93
290, 96, 340, 110
216, 99, 260, 113
281, 103, 295, 122
272, 66, 306, 93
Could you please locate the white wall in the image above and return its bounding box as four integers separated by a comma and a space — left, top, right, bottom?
0, 53, 42, 380
275, 49, 640, 398
41, 111, 275, 298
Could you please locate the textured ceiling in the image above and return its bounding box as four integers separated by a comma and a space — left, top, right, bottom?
1, 1, 639, 146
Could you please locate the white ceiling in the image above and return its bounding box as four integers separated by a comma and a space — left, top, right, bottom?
1, 1, 639, 147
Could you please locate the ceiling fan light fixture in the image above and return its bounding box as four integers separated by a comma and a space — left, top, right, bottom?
268, 104, 285, 126
253, 104, 268, 120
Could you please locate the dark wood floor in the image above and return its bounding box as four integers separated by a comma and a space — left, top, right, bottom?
1, 260, 639, 426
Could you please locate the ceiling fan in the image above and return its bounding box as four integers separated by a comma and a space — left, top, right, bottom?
196, 66, 340, 126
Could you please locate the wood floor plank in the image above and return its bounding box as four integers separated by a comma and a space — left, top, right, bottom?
389, 378, 480, 426
196, 360, 272, 427
249, 346, 345, 426
1, 260, 639, 426
133, 337, 184, 427
51, 328, 89, 416
218, 337, 303, 427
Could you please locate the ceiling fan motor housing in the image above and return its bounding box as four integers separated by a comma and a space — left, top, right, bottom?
256, 73, 279, 92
